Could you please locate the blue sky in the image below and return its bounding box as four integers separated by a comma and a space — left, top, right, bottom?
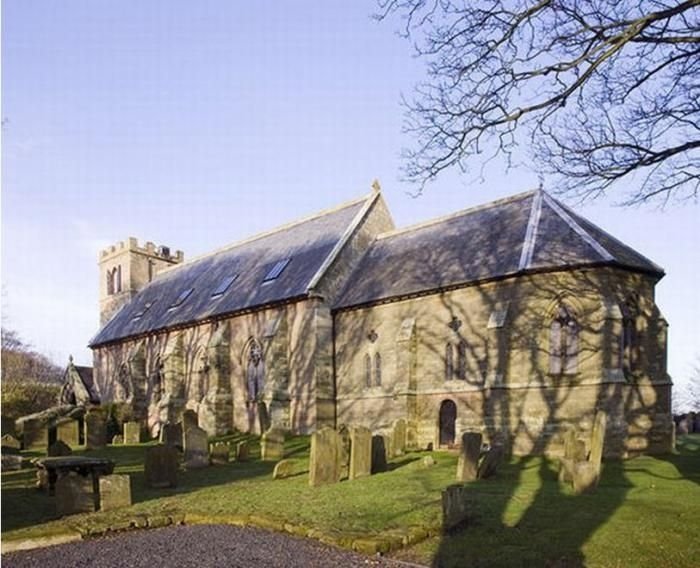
2, 1, 698, 393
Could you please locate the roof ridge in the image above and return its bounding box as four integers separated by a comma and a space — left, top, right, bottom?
157, 192, 373, 276
541, 193, 614, 262
375, 188, 538, 241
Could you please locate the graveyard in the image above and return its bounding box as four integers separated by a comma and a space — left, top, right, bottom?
2, 427, 699, 566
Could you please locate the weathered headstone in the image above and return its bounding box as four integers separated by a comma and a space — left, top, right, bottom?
236, 440, 250, 462
55, 472, 96, 516
442, 484, 471, 531
182, 409, 198, 433
337, 425, 351, 480
1, 434, 21, 452
261, 428, 285, 461
349, 426, 372, 480
48, 440, 73, 457
422, 455, 436, 467
477, 445, 504, 479
392, 419, 407, 456
559, 427, 587, 483
22, 418, 48, 451
370, 435, 388, 474
160, 422, 183, 450
572, 461, 599, 494
184, 426, 209, 469
309, 427, 340, 487
99, 474, 132, 511
123, 421, 141, 445
677, 417, 690, 435
84, 409, 107, 450
111, 435, 124, 445
589, 410, 607, 477
273, 459, 295, 479
210, 442, 229, 465
144, 445, 178, 488
456, 432, 482, 482
56, 419, 80, 447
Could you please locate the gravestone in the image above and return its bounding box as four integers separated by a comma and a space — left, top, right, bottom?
456, 432, 482, 482
236, 440, 250, 462
160, 422, 183, 450
477, 445, 504, 479
144, 445, 178, 488
422, 455, 436, 467
273, 459, 295, 479
184, 426, 209, 469
111, 435, 124, 445
677, 417, 690, 435
309, 427, 340, 487
99, 474, 132, 511
392, 419, 407, 456
349, 426, 372, 480
559, 427, 587, 483
1, 454, 24, 471
182, 410, 198, 434
337, 425, 351, 480
442, 485, 471, 531
1, 434, 21, 452
56, 419, 80, 447
589, 410, 607, 477
210, 443, 229, 465
48, 440, 73, 457
23, 418, 48, 451
123, 422, 141, 445
370, 435, 388, 474
85, 409, 107, 450
55, 472, 96, 516
261, 428, 285, 461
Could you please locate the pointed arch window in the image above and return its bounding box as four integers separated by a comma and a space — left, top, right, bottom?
456, 341, 467, 381
364, 353, 372, 388
374, 353, 382, 387
550, 305, 578, 375
445, 343, 454, 381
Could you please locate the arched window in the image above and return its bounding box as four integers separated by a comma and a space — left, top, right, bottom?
364, 353, 372, 388
621, 298, 638, 374
456, 341, 467, 381
374, 353, 382, 387
445, 343, 454, 381
116, 265, 122, 293
107, 268, 115, 295
550, 305, 578, 374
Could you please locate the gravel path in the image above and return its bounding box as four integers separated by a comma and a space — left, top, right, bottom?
3, 525, 418, 568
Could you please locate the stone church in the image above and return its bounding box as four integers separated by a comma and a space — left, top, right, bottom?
89, 186, 673, 457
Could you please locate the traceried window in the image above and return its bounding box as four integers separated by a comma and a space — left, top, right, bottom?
364, 354, 372, 388
550, 304, 579, 375
374, 353, 382, 387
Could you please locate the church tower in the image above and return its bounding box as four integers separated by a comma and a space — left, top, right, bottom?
99, 237, 184, 325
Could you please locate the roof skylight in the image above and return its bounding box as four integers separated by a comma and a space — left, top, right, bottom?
211, 274, 238, 298
169, 288, 194, 310
262, 258, 291, 283
132, 300, 156, 321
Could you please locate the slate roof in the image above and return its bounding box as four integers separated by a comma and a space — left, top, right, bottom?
335, 190, 663, 309
90, 196, 370, 347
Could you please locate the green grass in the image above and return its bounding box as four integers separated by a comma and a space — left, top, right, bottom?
2, 434, 699, 567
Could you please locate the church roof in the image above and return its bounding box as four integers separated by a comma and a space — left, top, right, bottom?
335, 190, 663, 309
89, 195, 373, 347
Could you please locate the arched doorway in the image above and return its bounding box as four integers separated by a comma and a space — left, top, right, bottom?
439, 400, 457, 447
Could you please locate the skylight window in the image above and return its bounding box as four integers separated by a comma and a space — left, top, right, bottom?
262, 258, 291, 283
169, 288, 194, 310
211, 274, 238, 298
132, 300, 156, 321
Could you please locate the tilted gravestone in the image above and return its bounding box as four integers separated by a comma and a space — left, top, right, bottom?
160, 422, 184, 450
56, 472, 96, 516
99, 474, 132, 511
236, 440, 250, 462
349, 426, 372, 480
273, 459, 295, 479
477, 445, 504, 479
84, 409, 107, 450
123, 422, 141, 445
48, 440, 73, 457
392, 419, 407, 456
184, 426, 209, 469
336, 425, 351, 481
370, 435, 388, 474
442, 484, 471, 531
182, 410, 198, 434
210, 443, 229, 465
309, 427, 340, 487
56, 419, 80, 447
144, 445, 178, 488
261, 428, 285, 461
456, 432, 482, 482
23, 418, 48, 451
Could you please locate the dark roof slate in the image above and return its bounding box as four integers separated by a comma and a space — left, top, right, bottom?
90, 197, 368, 347
335, 190, 663, 309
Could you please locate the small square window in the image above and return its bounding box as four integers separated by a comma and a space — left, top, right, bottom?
262, 258, 290, 282
169, 288, 194, 310
211, 275, 238, 298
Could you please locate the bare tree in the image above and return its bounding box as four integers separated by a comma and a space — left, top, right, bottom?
376, 0, 700, 204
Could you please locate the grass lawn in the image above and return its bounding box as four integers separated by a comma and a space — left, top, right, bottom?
2, 434, 699, 567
